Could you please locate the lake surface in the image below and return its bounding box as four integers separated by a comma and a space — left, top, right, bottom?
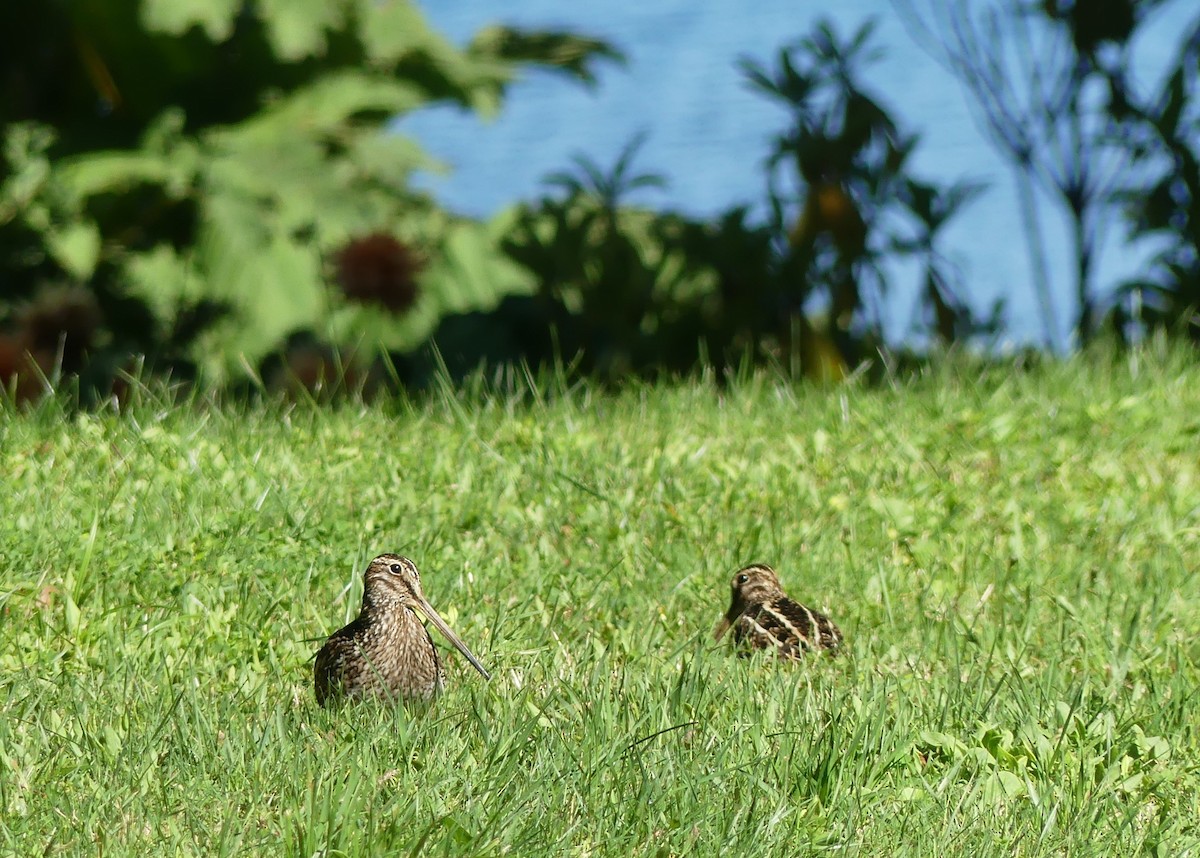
402, 1, 1192, 349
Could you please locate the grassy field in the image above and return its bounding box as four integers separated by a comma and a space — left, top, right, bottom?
2, 347, 1199, 856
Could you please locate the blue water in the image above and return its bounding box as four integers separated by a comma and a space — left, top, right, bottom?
401, 1, 1192, 349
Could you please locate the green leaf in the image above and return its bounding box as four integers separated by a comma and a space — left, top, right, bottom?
57, 150, 195, 203
223, 72, 428, 138
47, 222, 101, 279
0, 124, 54, 219
358, 1, 510, 115
125, 245, 194, 322
140, 0, 242, 40
194, 197, 324, 376
347, 131, 445, 188
467, 26, 625, 87
359, 1, 446, 64
256, 0, 348, 60
867, 495, 916, 532
428, 218, 536, 313
980, 770, 1027, 801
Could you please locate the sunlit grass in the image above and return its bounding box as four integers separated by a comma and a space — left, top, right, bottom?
2, 343, 1199, 855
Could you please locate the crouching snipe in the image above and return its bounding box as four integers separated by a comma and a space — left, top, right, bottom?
714, 563, 843, 659
314, 554, 491, 706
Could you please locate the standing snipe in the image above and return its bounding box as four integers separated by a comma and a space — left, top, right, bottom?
313, 553, 491, 706
713, 563, 843, 659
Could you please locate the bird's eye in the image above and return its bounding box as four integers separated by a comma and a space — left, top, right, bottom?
737, 574, 749, 585
389, 563, 404, 575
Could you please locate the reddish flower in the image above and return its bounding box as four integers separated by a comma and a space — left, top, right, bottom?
15, 286, 102, 374
0, 333, 51, 405
332, 233, 424, 314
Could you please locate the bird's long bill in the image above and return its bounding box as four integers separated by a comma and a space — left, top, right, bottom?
713, 616, 733, 642
417, 599, 492, 681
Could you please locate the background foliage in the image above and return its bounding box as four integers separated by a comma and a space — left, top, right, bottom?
0, 0, 612, 397
894, 0, 1200, 349
1, 2, 1199, 402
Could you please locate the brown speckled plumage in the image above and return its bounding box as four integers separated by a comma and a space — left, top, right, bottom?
713, 563, 842, 659
314, 554, 490, 706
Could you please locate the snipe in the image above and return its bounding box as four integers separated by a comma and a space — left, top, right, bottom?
713, 563, 843, 659
314, 554, 491, 706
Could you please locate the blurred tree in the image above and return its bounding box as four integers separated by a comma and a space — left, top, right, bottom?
895, 178, 992, 343
498, 134, 687, 381
892, 0, 1187, 350
0, 0, 616, 399
743, 19, 987, 370
1103, 10, 1200, 343
495, 20, 985, 383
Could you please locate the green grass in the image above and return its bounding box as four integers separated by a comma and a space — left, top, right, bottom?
3, 346, 1200, 855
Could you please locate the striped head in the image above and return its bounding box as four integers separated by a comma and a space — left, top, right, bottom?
360, 553, 491, 681
361, 553, 424, 610
713, 563, 786, 641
